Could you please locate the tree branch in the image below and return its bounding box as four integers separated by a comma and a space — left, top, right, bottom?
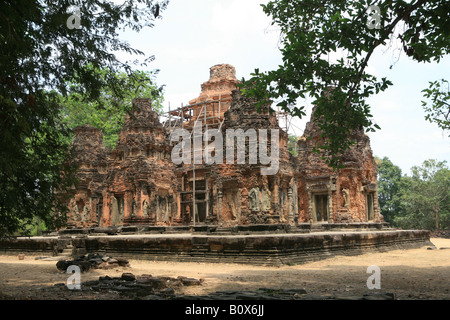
346, 0, 431, 107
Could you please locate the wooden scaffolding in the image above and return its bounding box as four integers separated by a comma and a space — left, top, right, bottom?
161, 96, 291, 225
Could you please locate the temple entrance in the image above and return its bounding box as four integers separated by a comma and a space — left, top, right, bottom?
111, 195, 124, 226
196, 200, 206, 223
192, 180, 207, 223
195, 182, 207, 223
96, 196, 103, 225
313, 194, 328, 222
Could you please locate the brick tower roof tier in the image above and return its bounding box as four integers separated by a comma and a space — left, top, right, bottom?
69, 124, 108, 191
298, 105, 377, 173
116, 98, 170, 156
189, 64, 240, 105
70, 124, 108, 166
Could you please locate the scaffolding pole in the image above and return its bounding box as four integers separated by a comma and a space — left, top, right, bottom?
168, 103, 171, 134
192, 161, 196, 226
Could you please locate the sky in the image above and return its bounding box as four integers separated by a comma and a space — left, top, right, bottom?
115, 0, 450, 175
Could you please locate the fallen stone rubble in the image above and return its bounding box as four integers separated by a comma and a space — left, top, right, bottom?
57, 273, 205, 300
431, 230, 450, 239
56, 253, 130, 272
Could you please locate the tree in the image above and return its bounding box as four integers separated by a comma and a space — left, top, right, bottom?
402, 160, 450, 230
376, 156, 405, 225
287, 135, 300, 156
60, 66, 164, 150
377, 157, 450, 231
0, 0, 168, 237
422, 78, 450, 137
388, 159, 450, 231
241, 0, 450, 168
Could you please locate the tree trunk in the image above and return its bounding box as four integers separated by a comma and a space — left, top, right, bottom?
434, 205, 439, 230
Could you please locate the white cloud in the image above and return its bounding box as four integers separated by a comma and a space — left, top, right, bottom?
210, 0, 272, 40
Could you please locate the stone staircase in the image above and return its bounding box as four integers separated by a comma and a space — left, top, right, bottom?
57, 244, 73, 258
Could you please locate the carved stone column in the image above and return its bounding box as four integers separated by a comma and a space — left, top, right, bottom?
272, 177, 280, 212
328, 189, 334, 223
288, 178, 298, 224
218, 189, 223, 224
307, 189, 314, 223
178, 194, 182, 223
288, 188, 294, 223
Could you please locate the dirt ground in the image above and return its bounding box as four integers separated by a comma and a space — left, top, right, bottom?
0, 238, 448, 300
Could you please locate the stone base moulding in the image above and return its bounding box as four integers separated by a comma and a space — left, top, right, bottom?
0, 229, 432, 266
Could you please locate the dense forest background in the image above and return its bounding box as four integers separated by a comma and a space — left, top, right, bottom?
376, 157, 449, 231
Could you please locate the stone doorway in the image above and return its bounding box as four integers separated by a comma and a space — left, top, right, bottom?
313, 194, 328, 222
192, 180, 207, 223
196, 201, 206, 223
111, 195, 124, 226
96, 196, 103, 225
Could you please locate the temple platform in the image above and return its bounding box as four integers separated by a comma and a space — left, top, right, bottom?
0, 224, 432, 266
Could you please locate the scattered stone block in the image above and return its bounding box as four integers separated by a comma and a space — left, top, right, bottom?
76, 273, 204, 299
55, 253, 130, 272
178, 276, 204, 286
121, 273, 136, 282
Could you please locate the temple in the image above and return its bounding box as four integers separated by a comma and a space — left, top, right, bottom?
65, 64, 383, 229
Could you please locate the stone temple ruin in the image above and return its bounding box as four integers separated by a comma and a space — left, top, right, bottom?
66, 64, 382, 229
1, 64, 430, 265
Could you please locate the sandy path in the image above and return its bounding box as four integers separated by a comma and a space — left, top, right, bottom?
0, 238, 448, 300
